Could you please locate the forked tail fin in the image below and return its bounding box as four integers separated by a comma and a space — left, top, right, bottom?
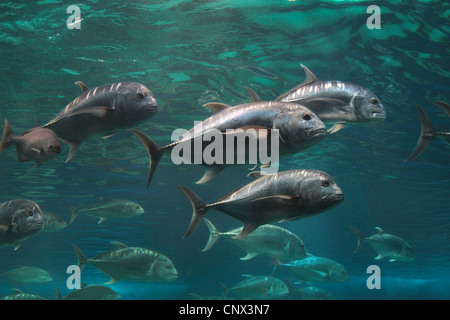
405, 104, 436, 162
177, 186, 209, 238
349, 226, 365, 254
0, 119, 14, 153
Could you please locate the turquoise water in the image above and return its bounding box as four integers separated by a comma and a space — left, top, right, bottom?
0, 0, 449, 301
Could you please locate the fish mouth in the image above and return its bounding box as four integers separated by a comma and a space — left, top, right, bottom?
328, 193, 344, 202
306, 128, 328, 138
49, 145, 62, 154
165, 273, 179, 281
372, 111, 386, 120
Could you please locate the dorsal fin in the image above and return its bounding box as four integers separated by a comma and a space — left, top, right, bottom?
203, 102, 231, 114
74, 81, 89, 93
244, 86, 262, 102
247, 171, 270, 180
275, 64, 319, 101
375, 227, 386, 234
111, 241, 128, 249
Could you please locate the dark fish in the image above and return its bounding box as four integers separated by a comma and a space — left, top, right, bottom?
3, 289, 48, 300
219, 275, 289, 300
131, 100, 327, 187
0, 119, 61, 167
406, 101, 450, 161
276, 64, 386, 131
178, 169, 344, 239
44, 81, 158, 162
0, 199, 44, 250
56, 285, 120, 300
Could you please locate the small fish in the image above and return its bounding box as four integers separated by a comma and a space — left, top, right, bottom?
202, 218, 307, 261
295, 286, 334, 300
56, 284, 120, 300
0, 199, 44, 250
68, 197, 144, 225
3, 289, 48, 300
43, 81, 158, 162
0, 119, 61, 167
71, 241, 178, 284
350, 226, 414, 262
219, 275, 289, 300
0, 266, 52, 284
275, 254, 349, 283
275, 64, 386, 130
42, 211, 68, 232
405, 101, 450, 161
178, 169, 344, 239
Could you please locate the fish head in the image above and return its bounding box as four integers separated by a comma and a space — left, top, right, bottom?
127, 202, 145, 215
353, 88, 386, 122
275, 105, 327, 148
297, 170, 344, 212
285, 237, 308, 260
149, 257, 179, 281
42, 140, 62, 158
114, 82, 158, 125
11, 201, 44, 236
269, 279, 290, 297
329, 264, 349, 282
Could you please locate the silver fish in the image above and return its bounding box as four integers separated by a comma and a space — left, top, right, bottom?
0, 199, 44, 250
219, 275, 289, 300
276, 254, 349, 283
178, 169, 344, 239
0, 119, 61, 167
350, 226, 414, 262
276, 64, 386, 131
295, 286, 334, 300
131, 99, 327, 187
0, 266, 52, 284
44, 81, 158, 162
42, 211, 68, 232
202, 218, 307, 261
56, 285, 120, 300
3, 289, 48, 300
68, 197, 144, 225
71, 241, 178, 284
405, 101, 450, 161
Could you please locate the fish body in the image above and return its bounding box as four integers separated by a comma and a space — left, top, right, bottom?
202, 218, 307, 261
3, 289, 47, 300
56, 285, 120, 300
278, 255, 349, 283
295, 286, 334, 300
350, 226, 414, 262
42, 211, 68, 232
179, 169, 344, 239
406, 101, 450, 161
276, 64, 386, 125
72, 242, 178, 284
0, 199, 44, 250
0, 119, 61, 167
68, 198, 144, 224
131, 100, 327, 187
0, 266, 52, 284
220, 275, 289, 299
44, 81, 158, 161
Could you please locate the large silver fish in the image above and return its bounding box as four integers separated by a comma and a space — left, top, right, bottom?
71, 241, 178, 284
44, 81, 158, 162
178, 169, 344, 239
0, 199, 44, 250
0, 266, 52, 284
131, 99, 327, 188
219, 275, 289, 300
0, 119, 61, 167
202, 218, 307, 261
275, 64, 386, 131
350, 226, 414, 262
406, 101, 450, 161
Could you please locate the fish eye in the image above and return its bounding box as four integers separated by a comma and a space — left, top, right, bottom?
137, 93, 145, 99
303, 114, 312, 121
321, 180, 330, 187
371, 98, 378, 105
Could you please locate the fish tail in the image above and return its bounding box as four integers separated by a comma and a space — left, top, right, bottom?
0, 119, 14, 153
349, 226, 365, 253
67, 204, 78, 225
201, 218, 221, 252
71, 243, 88, 271
217, 281, 228, 300
55, 288, 63, 300
130, 130, 165, 188
405, 104, 436, 161
177, 186, 209, 238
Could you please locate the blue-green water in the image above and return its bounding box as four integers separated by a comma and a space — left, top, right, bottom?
0, 0, 449, 301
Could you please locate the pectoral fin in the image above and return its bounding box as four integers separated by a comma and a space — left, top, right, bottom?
240, 252, 258, 261
196, 165, 224, 184
327, 123, 346, 134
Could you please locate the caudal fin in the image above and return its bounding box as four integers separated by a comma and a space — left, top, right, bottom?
0, 119, 14, 153
405, 104, 436, 162
201, 218, 221, 252
71, 243, 88, 271
349, 226, 365, 254
130, 130, 165, 188
177, 186, 209, 238
67, 204, 78, 225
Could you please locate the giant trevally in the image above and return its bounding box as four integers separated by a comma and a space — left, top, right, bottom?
405, 101, 450, 161
274, 254, 349, 283
275, 64, 386, 132
55, 285, 120, 300
0, 119, 61, 167
42, 211, 68, 232
201, 218, 307, 261
0, 266, 52, 284
0, 199, 44, 250
68, 197, 144, 225
178, 169, 344, 239
219, 275, 289, 300
349, 226, 414, 262
3, 289, 48, 300
43, 81, 158, 162
71, 241, 178, 284
131, 99, 327, 187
